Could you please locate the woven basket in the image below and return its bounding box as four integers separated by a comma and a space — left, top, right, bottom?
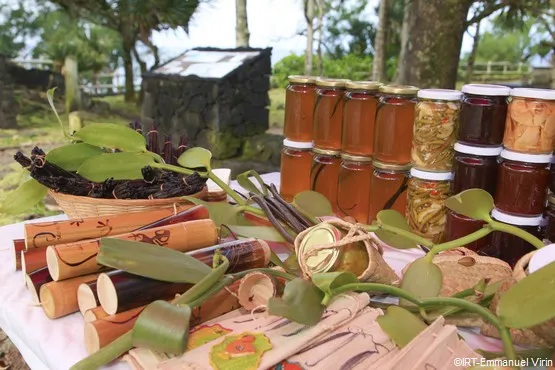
48, 186, 208, 218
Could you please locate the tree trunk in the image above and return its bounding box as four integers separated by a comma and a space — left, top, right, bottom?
316, 0, 324, 76
395, 0, 412, 83
63, 55, 81, 113
465, 20, 481, 84
551, 52, 555, 90
304, 0, 315, 76
372, 0, 388, 82
396, 0, 472, 88
133, 47, 148, 106
235, 0, 250, 47
122, 34, 135, 102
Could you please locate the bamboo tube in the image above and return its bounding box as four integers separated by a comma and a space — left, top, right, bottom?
84, 306, 108, 323
40, 274, 100, 319
25, 267, 53, 304
237, 268, 286, 311
78, 281, 99, 315
47, 219, 217, 281
22, 248, 47, 276
13, 239, 25, 271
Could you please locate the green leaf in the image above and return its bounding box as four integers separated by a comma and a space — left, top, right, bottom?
226, 225, 285, 242
444, 189, 494, 221
73, 123, 147, 152
46, 143, 104, 171
77, 152, 156, 182
174, 257, 230, 305
47, 87, 69, 139
177, 147, 212, 169
376, 306, 427, 348
182, 197, 253, 227
400, 257, 443, 306
312, 271, 358, 299
1, 179, 48, 214
292, 191, 332, 217
236, 170, 268, 196
98, 238, 212, 283
375, 210, 418, 249
268, 278, 325, 325
498, 261, 555, 329
283, 253, 302, 277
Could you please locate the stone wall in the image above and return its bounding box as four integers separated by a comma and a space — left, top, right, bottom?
0, 55, 18, 129
6, 62, 64, 94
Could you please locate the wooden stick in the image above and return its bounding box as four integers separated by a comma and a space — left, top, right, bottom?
25, 267, 53, 304
78, 281, 99, 316
13, 239, 25, 271
40, 274, 100, 319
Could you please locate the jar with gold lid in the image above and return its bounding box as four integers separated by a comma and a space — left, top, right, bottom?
337, 153, 373, 223
284, 75, 317, 142
311, 147, 341, 213
280, 139, 313, 202
368, 161, 411, 223
342, 81, 381, 156
313, 78, 350, 150
544, 193, 555, 243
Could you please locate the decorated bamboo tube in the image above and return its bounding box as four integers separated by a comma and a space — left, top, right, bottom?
25, 267, 53, 304
237, 267, 286, 311
22, 248, 47, 276
78, 281, 99, 315
84, 306, 108, 323
13, 239, 25, 271
97, 238, 270, 315
24, 204, 207, 249
46, 219, 218, 281
40, 274, 100, 319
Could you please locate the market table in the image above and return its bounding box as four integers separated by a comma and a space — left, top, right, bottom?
0, 172, 528, 370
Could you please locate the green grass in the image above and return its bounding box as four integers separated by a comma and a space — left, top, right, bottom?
269, 88, 285, 128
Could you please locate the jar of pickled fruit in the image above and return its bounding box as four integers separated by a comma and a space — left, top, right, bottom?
411, 89, 462, 171
283, 75, 316, 142
443, 210, 487, 252
489, 208, 542, 267
313, 78, 350, 150
368, 161, 410, 223
458, 84, 511, 146
280, 139, 313, 202
545, 194, 555, 243
374, 85, 419, 165
342, 81, 381, 156
503, 88, 555, 154
311, 147, 341, 213
337, 154, 373, 223
451, 143, 502, 197
494, 149, 550, 216
406, 169, 452, 243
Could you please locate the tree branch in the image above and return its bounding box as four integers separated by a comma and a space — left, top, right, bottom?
465, 2, 506, 26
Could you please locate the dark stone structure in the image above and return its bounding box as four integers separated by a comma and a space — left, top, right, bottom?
0, 55, 18, 129
6, 62, 64, 94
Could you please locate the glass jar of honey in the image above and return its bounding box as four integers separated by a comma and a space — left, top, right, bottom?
406, 169, 452, 243
550, 156, 555, 194
284, 75, 317, 142
280, 139, 313, 202
452, 143, 502, 197
337, 154, 373, 223
443, 210, 487, 253
494, 149, 550, 216
503, 88, 555, 154
342, 81, 381, 156
545, 194, 555, 243
374, 84, 419, 165
458, 84, 511, 147
411, 89, 462, 171
368, 161, 410, 223
313, 78, 350, 150
311, 147, 341, 213
489, 208, 542, 268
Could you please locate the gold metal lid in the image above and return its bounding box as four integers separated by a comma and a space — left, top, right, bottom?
549, 193, 555, 205
345, 81, 381, 91
315, 78, 350, 88
380, 84, 420, 95
288, 75, 316, 84
298, 224, 342, 274
341, 153, 373, 162
373, 160, 412, 171
313, 147, 341, 156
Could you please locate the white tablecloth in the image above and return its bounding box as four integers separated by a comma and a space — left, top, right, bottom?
0, 172, 516, 370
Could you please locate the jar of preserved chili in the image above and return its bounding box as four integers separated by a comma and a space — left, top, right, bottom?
503, 88, 555, 154
411, 89, 462, 171
337, 154, 373, 223
311, 147, 341, 213
443, 210, 487, 252
545, 194, 555, 243
313, 78, 350, 150
458, 84, 511, 146
280, 139, 313, 202
374, 84, 419, 165
494, 149, 550, 216
406, 169, 452, 243
368, 161, 410, 223
451, 143, 502, 197
342, 81, 381, 156
489, 208, 542, 267
284, 75, 316, 142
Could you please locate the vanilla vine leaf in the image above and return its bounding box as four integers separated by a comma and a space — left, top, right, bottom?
375, 210, 418, 249
376, 306, 427, 348
444, 189, 494, 221
177, 147, 212, 169
73, 123, 147, 152
226, 225, 285, 242
312, 271, 358, 302
292, 191, 332, 217
77, 152, 157, 182
268, 278, 325, 325
236, 170, 268, 196
46, 143, 104, 171
182, 197, 253, 227
399, 258, 443, 306
0, 178, 48, 215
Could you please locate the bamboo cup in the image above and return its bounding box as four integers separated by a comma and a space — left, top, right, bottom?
22, 248, 47, 276
78, 281, 99, 315
237, 267, 286, 311
46, 219, 218, 281
26, 267, 53, 304
13, 239, 25, 271
40, 274, 100, 319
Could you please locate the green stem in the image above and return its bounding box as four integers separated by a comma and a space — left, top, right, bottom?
380, 224, 434, 247
70, 332, 133, 370
174, 258, 230, 306
428, 226, 493, 256
363, 224, 380, 232
489, 219, 545, 249
291, 204, 319, 225
240, 205, 266, 217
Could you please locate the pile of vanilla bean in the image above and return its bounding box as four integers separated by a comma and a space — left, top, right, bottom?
130, 121, 188, 166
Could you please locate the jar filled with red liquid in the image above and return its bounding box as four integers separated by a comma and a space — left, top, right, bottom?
443, 210, 487, 252
311, 147, 341, 213
545, 194, 555, 243
494, 149, 550, 216
284, 75, 316, 141
337, 154, 373, 222
280, 139, 313, 202
550, 156, 555, 193
313, 78, 350, 150
451, 143, 502, 197
342, 81, 381, 156
458, 84, 511, 146
368, 161, 410, 223
489, 208, 542, 267
374, 84, 419, 165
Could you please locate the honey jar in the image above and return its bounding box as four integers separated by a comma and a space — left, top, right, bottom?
280, 139, 313, 202
337, 154, 373, 223
311, 147, 341, 213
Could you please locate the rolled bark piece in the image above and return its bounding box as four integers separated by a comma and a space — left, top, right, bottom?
40, 274, 100, 319
22, 248, 47, 276
47, 219, 217, 281
26, 267, 53, 304
13, 239, 25, 271
78, 281, 99, 315
237, 269, 286, 311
